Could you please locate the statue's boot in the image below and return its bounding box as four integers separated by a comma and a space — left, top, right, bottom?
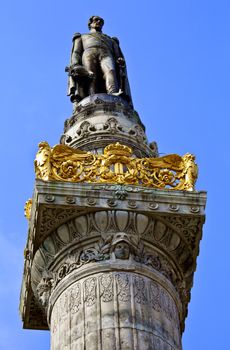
110, 89, 123, 96
105, 70, 118, 94
89, 79, 97, 95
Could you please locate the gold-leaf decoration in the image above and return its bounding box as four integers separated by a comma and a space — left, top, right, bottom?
24, 199, 32, 220
34, 142, 198, 191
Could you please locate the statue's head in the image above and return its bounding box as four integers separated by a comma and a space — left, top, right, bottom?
110, 233, 136, 260
88, 16, 104, 31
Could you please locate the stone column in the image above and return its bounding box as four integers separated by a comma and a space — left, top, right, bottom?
49, 268, 181, 350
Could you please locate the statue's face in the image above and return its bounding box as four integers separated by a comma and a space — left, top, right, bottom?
114, 242, 130, 260
90, 16, 104, 31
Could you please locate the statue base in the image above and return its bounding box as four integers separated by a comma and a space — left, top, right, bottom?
60, 94, 158, 158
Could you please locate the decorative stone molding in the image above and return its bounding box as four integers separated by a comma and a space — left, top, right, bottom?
64, 94, 144, 132
36, 207, 83, 249
59, 93, 158, 158
64, 117, 148, 147
162, 216, 203, 249
37, 276, 53, 309
34, 232, 178, 296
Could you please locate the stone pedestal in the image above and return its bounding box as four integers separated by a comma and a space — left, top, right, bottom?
20, 180, 206, 350
60, 94, 158, 157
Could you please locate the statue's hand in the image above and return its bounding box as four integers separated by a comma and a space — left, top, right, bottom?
88, 71, 95, 79
117, 57, 125, 67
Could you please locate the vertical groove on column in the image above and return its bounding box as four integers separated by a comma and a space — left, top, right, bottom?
68, 292, 71, 350
82, 281, 86, 350
130, 275, 138, 350
114, 274, 120, 350
97, 276, 102, 350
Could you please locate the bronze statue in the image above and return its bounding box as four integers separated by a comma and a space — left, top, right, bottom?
66, 16, 133, 107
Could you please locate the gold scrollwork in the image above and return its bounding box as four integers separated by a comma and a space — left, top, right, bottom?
34, 142, 198, 191
24, 199, 32, 220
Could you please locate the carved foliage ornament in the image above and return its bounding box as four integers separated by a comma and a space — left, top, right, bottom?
49, 233, 135, 290
40, 233, 178, 296
37, 241, 185, 327
34, 142, 198, 191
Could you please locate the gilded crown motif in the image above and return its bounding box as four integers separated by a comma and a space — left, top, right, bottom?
104, 143, 132, 157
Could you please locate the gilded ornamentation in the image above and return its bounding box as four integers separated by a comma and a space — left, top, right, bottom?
34, 142, 95, 181
34, 142, 198, 191
24, 199, 32, 220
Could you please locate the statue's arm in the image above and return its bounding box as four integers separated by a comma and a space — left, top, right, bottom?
70, 33, 83, 66
112, 37, 125, 64
112, 36, 133, 107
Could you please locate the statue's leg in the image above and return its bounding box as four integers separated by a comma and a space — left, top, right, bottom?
82, 50, 97, 95
100, 54, 118, 94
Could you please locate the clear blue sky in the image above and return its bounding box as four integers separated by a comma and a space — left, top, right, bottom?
0, 0, 229, 349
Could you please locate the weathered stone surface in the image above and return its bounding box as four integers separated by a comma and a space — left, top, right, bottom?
50, 271, 181, 350
20, 179, 206, 350
60, 94, 157, 157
